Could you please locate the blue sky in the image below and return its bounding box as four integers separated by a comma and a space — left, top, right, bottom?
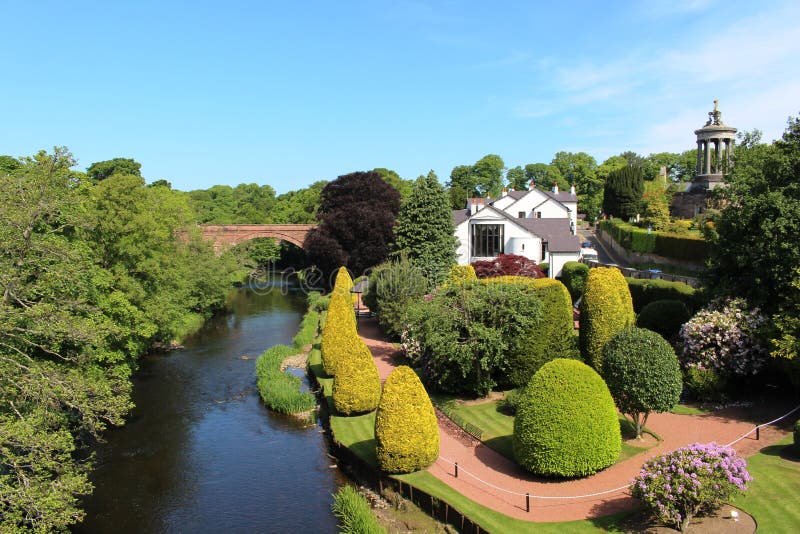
2, 1, 798, 193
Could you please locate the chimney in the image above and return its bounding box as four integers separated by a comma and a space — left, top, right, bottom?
501, 187, 508, 197
552, 181, 559, 194
528, 180, 536, 191
570, 183, 576, 195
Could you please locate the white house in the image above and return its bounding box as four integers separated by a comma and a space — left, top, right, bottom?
453, 182, 581, 278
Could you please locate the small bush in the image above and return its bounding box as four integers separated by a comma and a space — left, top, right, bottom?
307, 291, 330, 313
441, 264, 477, 288
497, 388, 522, 415
363, 256, 428, 339
333, 341, 382, 415
631, 443, 751, 532
375, 366, 439, 473
579, 267, 635, 372
331, 485, 385, 534
255, 344, 316, 414
626, 278, 698, 313
513, 359, 621, 477
293, 309, 320, 349
321, 287, 358, 376
561, 261, 589, 302
602, 327, 682, 438
683, 366, 728, 402
636, 299, 690, 340
471, 253, 544, 279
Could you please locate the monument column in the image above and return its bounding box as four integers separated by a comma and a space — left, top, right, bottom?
696, 141, 703, 175
704, 140, 711, 174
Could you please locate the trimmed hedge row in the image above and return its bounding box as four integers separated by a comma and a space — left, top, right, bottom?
375, 366, 439, 474
483, 276, 576, 387
626, 277, 700, 313
333, 340, 381, 415
599, 219, 708, 262
560, 261, 589, 301
513, 359, 621, 477
579, 267, 635, 372
255, 344, 316, 414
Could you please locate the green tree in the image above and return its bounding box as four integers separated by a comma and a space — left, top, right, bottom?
603, 165, 644, 219
373, 167, 413, 200
446, 154, 505, 200
86, 157, 142, 181
601, 327, 682, 438
392, 171, 456, 288
268, 180, 326, 224
551, 151, 600, 217
505, 165, 526, 190
524, 163, 566, 191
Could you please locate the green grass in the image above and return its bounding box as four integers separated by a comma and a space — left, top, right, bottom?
331, 485, 386, 534
439, 398, 654, 464
292, 309, 319, 349
732, 435, 800, 533
670, 403, 710, 415
255, 344, 316, 414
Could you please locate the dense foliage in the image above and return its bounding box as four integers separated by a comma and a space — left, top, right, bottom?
599, 219, 709, 262
626, 278, 699, 313
560, 261, 589, 301
305, 171, 401, 278
255, 344, 316, 414
679, 298, 768, 377
471, 253, 545, 279
579, 267, 635, 372
636, 299, 691, 340
631, 443, 751, 532
333, 341, 381, 415
375, 366, 439, 473
363, 256, 427, 339
320, 285, 357, 376
482, 276, 576, 387
0, 149, 236, 532
513, 359, 621, 477
601, 327, 682, 438
331, 485, 386, 534
403, 281, 542, 396
602, 165, 644, 219
706, 116, 800, 383
392, 171, 456, 288
441, 264, 477, 288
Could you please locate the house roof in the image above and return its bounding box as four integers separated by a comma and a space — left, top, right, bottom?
541, 190, 577, 203
452, 207, 580, 253
453, 209, 470, 226
507, 190, 527, 200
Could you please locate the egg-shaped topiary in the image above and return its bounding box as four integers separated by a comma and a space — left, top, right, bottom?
579, 267, 635, 372
333, 340, 382, 415
513, 358, 621, 477
321, 288, 357, 376
375, 366, 439, 473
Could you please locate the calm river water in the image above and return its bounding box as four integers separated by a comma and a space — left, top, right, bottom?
76, 285, 343, 533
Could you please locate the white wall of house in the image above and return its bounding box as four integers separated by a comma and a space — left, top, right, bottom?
491, 194, 515, 211
506, 190, 550, 216
548, 252, 575, 279
455, 207, 543, 265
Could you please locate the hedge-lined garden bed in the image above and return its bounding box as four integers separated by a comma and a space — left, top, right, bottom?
599, 219, 708, 262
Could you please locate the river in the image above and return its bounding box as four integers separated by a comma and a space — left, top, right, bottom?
75, 285, 343, 533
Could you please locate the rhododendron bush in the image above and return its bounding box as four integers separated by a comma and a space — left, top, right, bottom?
631, 442, 751, 532
679, 298, 767, 376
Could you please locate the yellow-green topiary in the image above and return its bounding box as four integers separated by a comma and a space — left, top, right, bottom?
579, 267, 635, 372
333, 339, 381, 415
321, 288, 357, 376
375, 366, 439, 473
333, 266, 356, 304
441, 264, 477, 288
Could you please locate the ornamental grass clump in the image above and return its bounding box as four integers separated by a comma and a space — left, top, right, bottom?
375, 366, 439, 473
255, 344, 316, 414
631, 442, 751, 533
331, 485, 386, 534
333, 340, 381, 415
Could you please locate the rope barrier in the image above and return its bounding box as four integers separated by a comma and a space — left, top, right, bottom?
436, 403, 800, 504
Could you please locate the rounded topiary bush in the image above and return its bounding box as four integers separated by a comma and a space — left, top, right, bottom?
375, 366, 439, 473
513, 358, 621, 477
321, 289, 357, 376
483, 276, 575, 387
637, 299, 690, 340
579, 267, 635, 372
602, 327, 682, 438
561, 261, 589, 302
333, 340, 381, 415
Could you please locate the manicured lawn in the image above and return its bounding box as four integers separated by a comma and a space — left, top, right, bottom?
732, 435, 800, 533
440, 398, 654, 463
670, 403, 710, 415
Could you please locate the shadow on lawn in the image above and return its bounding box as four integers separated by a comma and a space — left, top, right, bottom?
759, 442, 800, 462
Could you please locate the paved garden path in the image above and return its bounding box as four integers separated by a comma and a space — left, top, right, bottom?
357, 316, 793, 523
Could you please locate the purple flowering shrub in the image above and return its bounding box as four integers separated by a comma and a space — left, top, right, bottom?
679, 298, 767, 376
631, 442, 751, 532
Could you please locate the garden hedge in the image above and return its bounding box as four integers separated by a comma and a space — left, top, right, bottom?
513, 359, 621, 477
441, 264, 477, 288
601, 327, 682, 438
626, 277, 699, 313
560, 261, 589, 302
636, 299, 691, 340
375, 366, 439, 473
321, 288, 357, 376
333, 340, 381, 415
483, 276, 576, 386
600, 219, 709, 262
579, 267, 635, 372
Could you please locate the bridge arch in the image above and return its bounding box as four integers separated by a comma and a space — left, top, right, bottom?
197, 224, 316, 253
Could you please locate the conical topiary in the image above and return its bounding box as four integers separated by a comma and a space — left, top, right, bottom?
333, 339, 381, 415
513, 358, 621, 477
333, 266, 356, 305
375, 366, 439, 473
321, 288, 357, 376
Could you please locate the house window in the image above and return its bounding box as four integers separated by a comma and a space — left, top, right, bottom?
535, 211, 542, 218
471, 224, 504, 257
518, 211, 525, 218
541, 240, 548, 262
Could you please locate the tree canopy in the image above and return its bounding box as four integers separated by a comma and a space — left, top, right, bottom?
86, 157, 142, 181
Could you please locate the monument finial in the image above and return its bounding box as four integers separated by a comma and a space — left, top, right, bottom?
706, 99, 724, 126
714, 99, 719, 112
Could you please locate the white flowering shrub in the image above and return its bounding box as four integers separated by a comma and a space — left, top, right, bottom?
679, 298, 767, 376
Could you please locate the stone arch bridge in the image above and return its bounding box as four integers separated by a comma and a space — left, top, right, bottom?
194, 224, 316, 253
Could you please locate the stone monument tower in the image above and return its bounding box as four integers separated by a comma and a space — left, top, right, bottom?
690, 100, 737, 192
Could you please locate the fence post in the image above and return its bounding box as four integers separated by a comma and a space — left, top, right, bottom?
756, 426, 760, 440
526, 493, 530, 513
455, 462, 458, 478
